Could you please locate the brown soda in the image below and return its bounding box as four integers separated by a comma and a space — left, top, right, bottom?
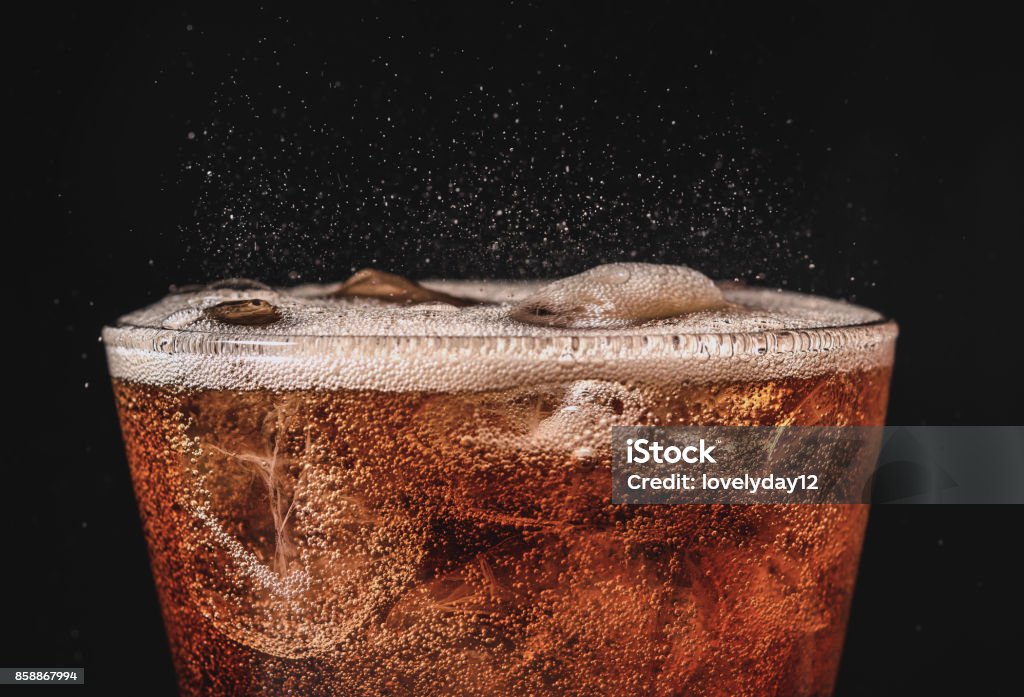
112, 363, 891, 697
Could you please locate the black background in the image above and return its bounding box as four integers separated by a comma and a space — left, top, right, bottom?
4, 3, 1022, 695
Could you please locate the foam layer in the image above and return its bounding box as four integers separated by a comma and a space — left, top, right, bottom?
103, 280, 897, 391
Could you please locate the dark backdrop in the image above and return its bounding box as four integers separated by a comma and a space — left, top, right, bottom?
4, 3, 1022, 695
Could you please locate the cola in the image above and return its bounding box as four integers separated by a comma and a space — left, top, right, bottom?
105, 266, 896, 696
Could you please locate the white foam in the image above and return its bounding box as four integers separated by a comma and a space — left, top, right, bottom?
103, 280, 897, 391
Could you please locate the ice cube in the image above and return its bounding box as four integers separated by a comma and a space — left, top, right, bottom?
204, 298, 281, 326
328, 268, 478, 306
510, 263, 726, 328
524, 380, 645, 452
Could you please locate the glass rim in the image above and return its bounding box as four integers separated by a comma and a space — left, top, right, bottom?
101, 318, 898, 381
103, 316, 897, 346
